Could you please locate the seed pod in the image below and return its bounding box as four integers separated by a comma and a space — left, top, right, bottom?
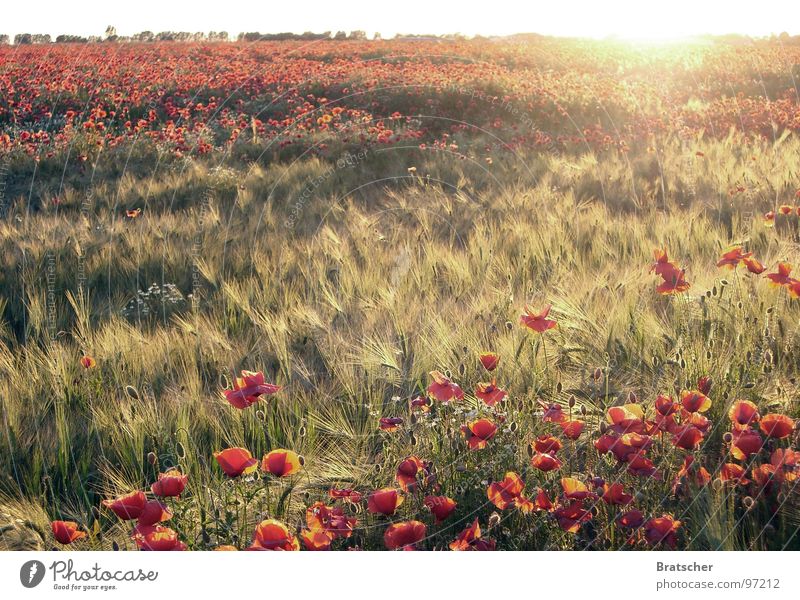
458, 363, 466, 376
147, 451, 157, 466
722, 432, 733, 444
556, 381, 563, 393
125, 385, 140, 400
568, 395, 576, 408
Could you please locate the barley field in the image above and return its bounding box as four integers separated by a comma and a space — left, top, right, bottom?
1, 37, 800, 551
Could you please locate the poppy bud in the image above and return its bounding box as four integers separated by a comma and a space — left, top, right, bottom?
580, 405, 587, 416
505, 321, 513, 331
456, 464, 466, 473
125, 385, 139, 400
219, 373, 230, 389
721, 279, 729, 286
743, 496, 754, 510
176, 442, 186, 459
705, 290, 711, 298
458, 363, 465, 376
147, 452, 157, 466
712, 286, 718, 296
526, 444, 534, 458
568, 395, 576, 408
462, 346, 468, 354
556, 381, 562, 393
593, 368, 602, 382
444, 369, 452, 379
410, 434, 418, 446
112, 541, 120, 551
299, 425, 307, 437
599, 422, 608, 434
628, 391, 637, 403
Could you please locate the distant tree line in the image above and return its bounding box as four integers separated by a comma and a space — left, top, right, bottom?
0, 29, 476, 45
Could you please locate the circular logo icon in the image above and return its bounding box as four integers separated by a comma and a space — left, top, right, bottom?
20, 560, 46, 588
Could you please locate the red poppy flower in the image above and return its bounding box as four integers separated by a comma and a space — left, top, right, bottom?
533, 434, 562, 454
644, 515, 681, 548
137, 500, 172, 527
150, 469, 187, 497
616, 509, 645, 529
329, 488, 362, 503
681, 390, 712, 413
410, 395, 431, 411
261, 449, 302, 477
223, 370, 281, 409
51, 521, 86, 545
559, 419, 584, 440
655, 394, 678, 416
729, 400, 760, 429
759, 414, 795, 439
771, 448, 800, 481
379, 417, 403, 431
132, 525, 187, 551
554, 501, 593, 533
766, 263, 793, 286
720, 463, 749, 485
213, 447, 259, 477
475, 380, 507, 406
367, 488, 404, 516
424, 495, 457, 523
478, 352, 500, 371
102, 490, 147, 520
731, 428, 764, 460
627, 454, 661, 478
716, 247, 752, 269
764, 211, 776, 226
79, 355, 96, 369
671, 425, 704, 450
395, 456, 425, 492
779, 204, 794, 215
520, 305, 557, 333
531, 452, 562, 472
697, 376, 712, 395
539, 400, 568, 423
595, 432, 652, 462
449, 519, 496, 551
461, 418, 497, 450
126, 208, 142, 219
752, 464, 783, 490
249, 519, 300, 551
487, 472, 534, 512
601, 483, 633, 505
305, 501, 356, 539
384, 520, 426, 550
651, 248, 678, 277
607, 403, 646, 434
672, 455, 711, 494
535, 488, 554, 511
427, 370, 464, 402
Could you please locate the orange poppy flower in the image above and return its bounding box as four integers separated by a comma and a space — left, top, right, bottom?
681, 390, 712, 413
720, 463, 749, 485
132, 525, 187, 551
384, 520, 426, 550
213, 447, 259, 477
410, 395, 431, 411
478, 352, 500, 371
730, 428, 764, 460
137, 500, 173, 526
300, 528, 333, 551
763, 211, 775, 227
535, 487, 554, 511
461, 418, 497, 450
771, 448, 800, 481
249, 519, 300, 551
520, 305, 557, 333
561, 477, 597, 501
424, 495, 457, 523
79, 355, 96, 369
655, 395, 678, 416
367, 488, 404, 516
329, 488, 362, 503
751, 464, 782, 490
559, 419, 584, 440
759, 414, 795, 439
223, 370, 281, 409
672, 455, 711, 494
766, 262, 793, 286
616, 509, 644, 529
150, 469, 187, 497
51, 521, 86, 545
125, 208, 142, 219
779, 204, 794, 215
102, 490, 147, 520
261, 449, 302, 477
427, 370, 464, 402
554, 501, 593, 533
601, 483, 633, 505
644, 515, 681, 548
533, 434, 563, 454
449, 519, 496, 551
379, 417, 403, 431
475, 381, 507, 406
488, 472, 534, 512
531, 452, 562, 472
627, 454, 660, 478
539, 401, 568, 423
729, 400, 760, 429
743, 256, 765, 274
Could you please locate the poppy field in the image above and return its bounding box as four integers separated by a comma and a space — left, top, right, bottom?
1, 36, 800, 551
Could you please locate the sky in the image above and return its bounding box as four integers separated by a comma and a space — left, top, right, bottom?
3, 0, 800, 41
